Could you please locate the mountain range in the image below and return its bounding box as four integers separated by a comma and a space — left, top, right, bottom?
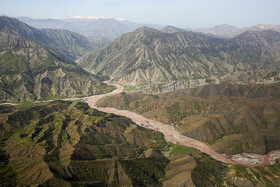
195, 24, 280, 38
2, 16, 280, 100
1, 16, 110, 60
79, 26, 280, 88
16, 16, 280, 40
0, 16, 112, 103
17, 16, 164, 41
1, 15, 280, 186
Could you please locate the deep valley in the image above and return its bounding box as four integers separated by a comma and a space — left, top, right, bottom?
1, 14, 280, 186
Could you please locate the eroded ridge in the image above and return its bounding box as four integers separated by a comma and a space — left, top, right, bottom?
84, 84, 280, 166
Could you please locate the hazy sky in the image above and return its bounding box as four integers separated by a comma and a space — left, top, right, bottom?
0, 0, 279, 28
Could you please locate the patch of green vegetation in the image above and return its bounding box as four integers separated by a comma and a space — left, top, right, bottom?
233, 124, 240, 133
170, 102, 180, 111
72, 94, 87, 98
44, 154, 59, 165
194, 103, 201, 111
168, 142, 199, 155
102, 85, 116, 93
0, 52, 29, 72
261, 117, 269, 127
0, 144, 17, 186
122, 85, 137, 92
74, 102, 90, 112
231, 164, 277, 186
205, 79, 215, 84
51, 113, 66, 135
46, 95, 68, 100
264, 71, 278, 80
17, 101, 34, 108
191, 153, 227, 186
21, 136, 34, 146
265, 160, 280, 173
166, 102, 186, 121
137, 82, 149, 87
207, 141, 217, 146
273, 95, 280, 99
161, 60, 175, 78
233, 165, 246, 176
120, 158, 169, 186
263, 131, 279, 134
233, 144, 244, 153
148, 132, 168, 149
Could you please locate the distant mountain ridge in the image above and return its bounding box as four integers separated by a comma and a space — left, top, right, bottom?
18, 16, 280, 40
195, 24, 280, 38
161, 25, 187, 34
195, 24, 240, 37
17, 16, 165, 40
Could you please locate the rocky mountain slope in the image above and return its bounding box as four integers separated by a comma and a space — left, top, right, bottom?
0, 16, 107, 60
1, 100, 280, 186
135, 70, 280, 94
0, 17, 113, 103
79, 27, 280, 87
87, 36, 111, 52
97, 83, 280, 155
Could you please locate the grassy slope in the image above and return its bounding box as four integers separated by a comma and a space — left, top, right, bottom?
0, 101, 168, 186
1, 100, 280, 186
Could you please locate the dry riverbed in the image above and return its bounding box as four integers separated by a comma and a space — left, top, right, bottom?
84, 83, 280, 166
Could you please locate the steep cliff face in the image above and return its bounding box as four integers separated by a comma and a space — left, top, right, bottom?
79, 27, 280, 86
97, 83, 280, 155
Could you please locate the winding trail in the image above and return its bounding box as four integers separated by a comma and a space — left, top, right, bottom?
84, 83, 280, 166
